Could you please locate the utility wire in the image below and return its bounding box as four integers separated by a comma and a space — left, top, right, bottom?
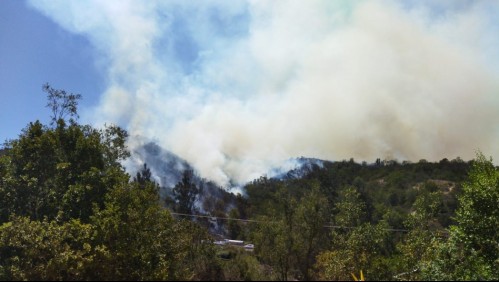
170, 212, 259, 223
170, 212, 410, 233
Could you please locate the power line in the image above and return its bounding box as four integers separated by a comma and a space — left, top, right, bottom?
170, 212, 259, 223
170, 212, 410, 233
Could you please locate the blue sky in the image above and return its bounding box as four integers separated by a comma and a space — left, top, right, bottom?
0, 0, 104, 143
1, 0, 499, 185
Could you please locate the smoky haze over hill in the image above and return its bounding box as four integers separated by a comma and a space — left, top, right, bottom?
30, 0, 499, 186
127, 142, 327, 192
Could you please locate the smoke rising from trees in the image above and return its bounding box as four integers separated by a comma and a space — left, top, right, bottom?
29, 0, 499, 186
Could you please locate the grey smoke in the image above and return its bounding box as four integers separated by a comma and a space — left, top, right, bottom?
30, 0, 499, 186
127, 142, 192, 190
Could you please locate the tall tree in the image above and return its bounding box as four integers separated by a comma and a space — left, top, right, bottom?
453, 152, 498, 261
133, 163, 154, 189
43, 83, 81, 126
252, 216, 292, 281
172, 170, 199, 215
0, 85, 129, 223
292, 184, 329, 281
252, 183, 329, 281
89, 181, 194, 280
314, 186, 392, 280
418, 152, 499, 280
334, 186, 367, 227
397, 190, 443, 280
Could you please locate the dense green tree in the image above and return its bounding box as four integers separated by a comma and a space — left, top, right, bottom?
133, 163, 153, 187
251, 184, 329, 281
419, 235, 496, 280
182, 220, 225, 281
227, 208, 243, 240
453, 152, 498, 261
292, 184, 329, 281
0, 120, 129, 223
396, 189, 443, 280
315, 185, 392, 281
0, 85, 209, 281
252, 216, 292, 281
172, 169, 199, 215
315, 222, 392, 281
250, 184, 300, 281
418, 152, 499, 280
89, 181, 194, 280
0, 216, 98, 281
219, 247, 268, 281
0, 182, 218, 281
334, 186, 367, 227
0, 85, 129, 223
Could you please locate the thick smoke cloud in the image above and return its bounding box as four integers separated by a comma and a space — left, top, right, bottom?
29, 0, 499, 186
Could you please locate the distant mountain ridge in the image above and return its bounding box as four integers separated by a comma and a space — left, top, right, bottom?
269, 157, 329, 180
130, 142, 330, 193
129, 142, 240, 219
131, 142, 193, 190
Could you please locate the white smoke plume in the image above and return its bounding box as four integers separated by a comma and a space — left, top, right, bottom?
29, 0, 499, 186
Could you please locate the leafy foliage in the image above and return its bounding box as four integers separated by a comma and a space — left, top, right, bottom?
172, 169, 199, 215
43, 83, 82, 125
0, 85, 221, 281
417, 152, 499, 280
454, 152, 499, 261
0, 119, 129, 223
0, 217, 96, 281
1, 84, 497, 281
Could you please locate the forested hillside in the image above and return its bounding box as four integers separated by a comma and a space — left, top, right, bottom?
0, 87, 497, 280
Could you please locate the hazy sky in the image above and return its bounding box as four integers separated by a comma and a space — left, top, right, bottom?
2, 0, 499, 186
